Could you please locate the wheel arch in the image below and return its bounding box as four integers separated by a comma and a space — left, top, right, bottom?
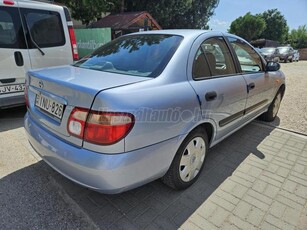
279, 84, 286, 98
184, 122, 215, 147
199, 122, 214, 146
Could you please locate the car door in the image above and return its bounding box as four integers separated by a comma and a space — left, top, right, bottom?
0, 5, 31, 99
188, 35, 247, 141
226, 36, 275, 121
19, 4, 73, 69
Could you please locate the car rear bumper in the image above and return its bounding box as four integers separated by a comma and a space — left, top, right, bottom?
0, 93, 25, 108
24, 112, 180, 194
279, 55, 289, 60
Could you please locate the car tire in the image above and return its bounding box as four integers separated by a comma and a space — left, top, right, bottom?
260, 91, 282, 122
289, 58, 293, 62
162, 128, 208, 190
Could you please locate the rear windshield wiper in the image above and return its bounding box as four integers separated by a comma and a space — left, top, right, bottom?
23, 16, 45, 56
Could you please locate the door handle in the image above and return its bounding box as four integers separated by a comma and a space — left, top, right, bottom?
205, 91, 217, 101
247, 83, 255, 93
248, 83, 255, 90
14, 51, 24, 67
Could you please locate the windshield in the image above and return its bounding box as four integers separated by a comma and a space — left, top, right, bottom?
261, 48, 275, 53
278, 47, 290, 53
74, 34, 183, 78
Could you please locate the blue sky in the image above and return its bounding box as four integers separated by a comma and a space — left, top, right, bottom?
208, 0, 307, 32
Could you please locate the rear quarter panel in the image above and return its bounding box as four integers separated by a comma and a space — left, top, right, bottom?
89, 77, 201, 152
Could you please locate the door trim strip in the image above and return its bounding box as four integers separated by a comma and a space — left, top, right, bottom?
219, 99, 268, 127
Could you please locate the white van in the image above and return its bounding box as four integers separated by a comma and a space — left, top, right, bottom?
0, 0, 78, 108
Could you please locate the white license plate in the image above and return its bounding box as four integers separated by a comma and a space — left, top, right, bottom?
0, 84, 25, 94
35, 94, 64, 119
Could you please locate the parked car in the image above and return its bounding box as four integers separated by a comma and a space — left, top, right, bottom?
24, 30, 285, 194
260, 47, 280, 62
293, 50, 300, 62
277, 46, 294, 62
0, 0, 78, 109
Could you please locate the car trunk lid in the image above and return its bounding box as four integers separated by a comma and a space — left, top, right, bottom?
27, 65, 149, 147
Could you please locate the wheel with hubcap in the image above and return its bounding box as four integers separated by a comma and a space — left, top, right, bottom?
260, 91, 282, 122
162, 128, 208, 190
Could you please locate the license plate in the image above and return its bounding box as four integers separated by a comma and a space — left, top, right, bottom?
0, 84, 25, 94
35, 94, 64, 119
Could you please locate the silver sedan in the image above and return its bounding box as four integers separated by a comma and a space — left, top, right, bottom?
25, 30, 285, 193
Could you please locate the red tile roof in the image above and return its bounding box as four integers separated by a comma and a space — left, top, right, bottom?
90, 11, 161, 30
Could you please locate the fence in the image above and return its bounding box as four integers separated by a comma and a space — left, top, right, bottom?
298, 48, 307, 60
75, 28, 111, 58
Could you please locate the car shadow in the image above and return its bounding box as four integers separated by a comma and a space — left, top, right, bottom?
256, 116, 281, 129
0, 161, 93, 229
0, 122, 275, 229
0, 106, 27, 131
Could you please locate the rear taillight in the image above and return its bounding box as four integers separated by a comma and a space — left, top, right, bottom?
67, 107, 88, 138
67, 108, 134, 145
24, 86, 29, 108
68, 26, 79, 61
3, 0, 14, 5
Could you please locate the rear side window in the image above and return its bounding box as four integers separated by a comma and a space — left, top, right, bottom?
0, 6, 26, 49
21, 8, 65, 48
227, 37, 263, 73
193, 37, 236, 79
75, 34, 183, 78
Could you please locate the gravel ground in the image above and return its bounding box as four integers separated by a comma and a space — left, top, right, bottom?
262, 61, 307, 135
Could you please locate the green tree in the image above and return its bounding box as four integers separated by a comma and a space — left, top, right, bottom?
288, 25, 307, 48
123, 0, 220, 29
258, 9, 288, 43
228, 13, 266, 41
57, 0, 219, 29
57, 0, 112, 25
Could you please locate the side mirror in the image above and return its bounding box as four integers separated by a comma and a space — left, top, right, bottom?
266, 61, 280, 72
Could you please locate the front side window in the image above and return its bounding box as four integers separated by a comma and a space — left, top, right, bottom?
227, 37, 263, 73
75, 34, 183, 78
0, 6, 26, 49
192, 36, 236, 79
21, 9, 65, 48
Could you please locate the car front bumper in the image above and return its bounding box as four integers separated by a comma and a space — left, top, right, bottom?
24, 112, 180, 194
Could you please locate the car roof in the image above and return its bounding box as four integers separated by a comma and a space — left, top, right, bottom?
14, 0, 63, 10
136, 29, 209, 36
18, 0, 52, 4
130, 29, 225, 40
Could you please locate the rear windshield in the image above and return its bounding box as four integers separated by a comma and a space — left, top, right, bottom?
74, 34, 183, 78
261, 48, 275, 53
278, 47, 290, 53
21, 8, 65, 48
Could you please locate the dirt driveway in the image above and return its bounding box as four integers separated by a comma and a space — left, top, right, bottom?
265, 61, 307, 134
